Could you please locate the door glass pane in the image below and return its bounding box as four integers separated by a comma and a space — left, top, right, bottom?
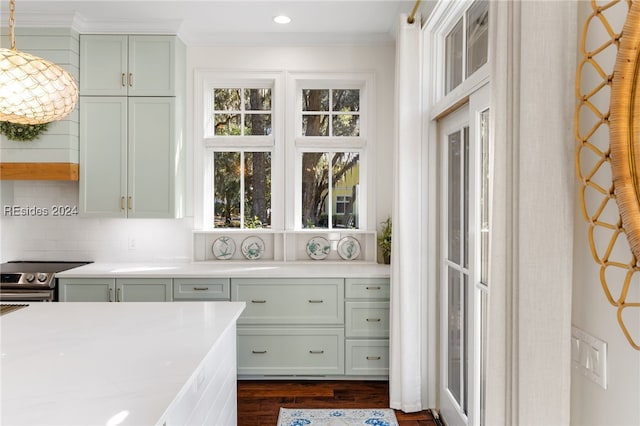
244, 152, 271, 228
466, 0, 489, 77
463, 126, 470, 269
214, 152, 241, 227
448, 130, 462, 264
448, 266, 462, 404
480, 109, 490, 286
445, 19, 463, 94
332, 152, 359, 229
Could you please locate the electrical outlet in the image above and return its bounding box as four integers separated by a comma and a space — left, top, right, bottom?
571, 326, 607, 389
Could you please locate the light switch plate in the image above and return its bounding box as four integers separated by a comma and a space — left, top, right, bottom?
571, 326, 607, 389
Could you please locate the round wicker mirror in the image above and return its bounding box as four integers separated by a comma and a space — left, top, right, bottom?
610, 1, 640, 260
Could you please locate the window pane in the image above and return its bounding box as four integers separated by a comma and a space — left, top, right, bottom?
448, 267, 462, 404
244, 88, 272, 111
332, 152, 359, 229
448, 130, 462, 264
332, 89, 360, 112
214, 152, 241, 228
214, 88, 241, 111
466, 0, 489, 77
245, 113, 272, 136
480, 109, 490, 286
332, 114, 360, 136
244, 152, 271, 228
302, 89, 329, 111
445, 19, 463, 94
302, 114, 329, 136
463, 126, 469, 269
302, 153, 330, 228
214, 114, 241, 135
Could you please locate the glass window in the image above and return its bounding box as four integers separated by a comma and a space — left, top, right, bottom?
302, 88, 360, 137
213, 87, 272, 136
445, 19, 463, 95
466, 0, 489, 77
214, 151, 271, 228
301, 152, 359, 229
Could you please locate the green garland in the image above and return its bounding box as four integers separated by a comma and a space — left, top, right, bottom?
0, 121, 49, 142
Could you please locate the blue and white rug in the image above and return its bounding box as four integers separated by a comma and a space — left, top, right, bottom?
277, 408, 399, 426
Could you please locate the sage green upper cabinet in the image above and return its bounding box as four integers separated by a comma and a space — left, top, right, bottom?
80, 97, 183, 218
80, 35, 180, 96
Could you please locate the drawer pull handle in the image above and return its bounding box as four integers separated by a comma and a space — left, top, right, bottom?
252, 350, 267, 354
366, 318, 382, 322
251, 300, 266, 303
366, 356, 381, 360
366, 286, 381, 290
309, 350, 325, 354
193, 287, 209, 291
308, 299, 324, 303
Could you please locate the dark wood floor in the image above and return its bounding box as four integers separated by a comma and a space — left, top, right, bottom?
237, 380, 438, 425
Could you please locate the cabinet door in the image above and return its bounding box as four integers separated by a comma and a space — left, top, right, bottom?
58, 278, 116, 302
79, 97, 127, 217
127, 97, 176, 218
116, 278, 172, 302
80, 35, 128, 96
128, 36, 177, 96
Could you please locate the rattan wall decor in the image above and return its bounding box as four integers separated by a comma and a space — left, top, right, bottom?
576, 0, 640, 350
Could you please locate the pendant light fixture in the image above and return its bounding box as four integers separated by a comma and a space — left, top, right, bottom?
0, 0, 78, 124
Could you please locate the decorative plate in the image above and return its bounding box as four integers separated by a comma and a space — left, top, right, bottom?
337, 236, 360, 261
212, 236, 235, 260
241, 236, 265, 260
306, 236, 331, 260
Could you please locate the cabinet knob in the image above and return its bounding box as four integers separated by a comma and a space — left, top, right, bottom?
120, 196, 125, 210
309, 350, 325, 354
121, 73, 126, 87
251, 350, 267, 354
366, 286, 381, 290
128, 196, 132, 210
308, 299, 324, 303
251, 300, 266, 303
109, 288, 113, 302
116, 287, 121, 302
366, 356, 381, 361
128, 73, 133, 87
366, 318, 381, 322
193, 287, 209, 291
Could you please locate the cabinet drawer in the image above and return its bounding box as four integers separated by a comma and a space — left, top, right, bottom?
345, 339, 389, 376
237, 327, 344, 375
232, 278, 343, 324
173, 278, 230, 300
345, 301, 389, 338
345, 278, 390, 299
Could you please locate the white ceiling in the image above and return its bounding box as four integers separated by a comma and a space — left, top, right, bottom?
1, 0, 435, 46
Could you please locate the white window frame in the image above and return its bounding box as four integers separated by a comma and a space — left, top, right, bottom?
194, 70, 284, 230
286, 72, 375, 231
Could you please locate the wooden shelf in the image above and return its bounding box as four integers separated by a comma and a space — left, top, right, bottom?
0, 163, 79, 181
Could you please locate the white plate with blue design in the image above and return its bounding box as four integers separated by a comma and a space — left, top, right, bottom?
337, 236, 360, 260
306, 236, 331, 260
212, 236, 235, 260
241, 236, 265, 260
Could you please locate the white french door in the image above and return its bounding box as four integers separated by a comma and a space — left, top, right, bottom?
438, 84, 489, 426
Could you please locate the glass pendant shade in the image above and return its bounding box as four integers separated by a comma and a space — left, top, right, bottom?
0, 0, 78, 125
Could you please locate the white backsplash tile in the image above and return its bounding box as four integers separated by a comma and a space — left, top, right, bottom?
1, 181, 193, 262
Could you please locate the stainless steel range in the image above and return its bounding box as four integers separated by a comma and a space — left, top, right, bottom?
0, 261, 91, 302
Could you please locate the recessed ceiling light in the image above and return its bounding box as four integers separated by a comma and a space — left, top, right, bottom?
273, 15, 291, 24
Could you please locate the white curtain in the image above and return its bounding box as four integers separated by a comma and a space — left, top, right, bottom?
389, 13, 428, 413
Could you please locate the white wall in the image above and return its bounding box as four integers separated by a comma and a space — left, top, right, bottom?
571, 2, 640, 424
0, 43, 395, 263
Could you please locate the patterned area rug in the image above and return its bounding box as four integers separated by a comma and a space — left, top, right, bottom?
277, 408, 399, 426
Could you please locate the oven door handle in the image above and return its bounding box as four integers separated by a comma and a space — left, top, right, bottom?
0, 291, 54, 301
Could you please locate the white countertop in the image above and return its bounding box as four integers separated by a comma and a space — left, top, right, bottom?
56, 261, 390, 278
0, 301, 245, 425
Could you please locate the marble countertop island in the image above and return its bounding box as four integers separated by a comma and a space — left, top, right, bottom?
0, 301, 245, 425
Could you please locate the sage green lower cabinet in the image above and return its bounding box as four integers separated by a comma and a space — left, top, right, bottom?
58, 278, 172, 302
237, 328, 345, 375
173, 278, 230, 300
344, 278, 390, 376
